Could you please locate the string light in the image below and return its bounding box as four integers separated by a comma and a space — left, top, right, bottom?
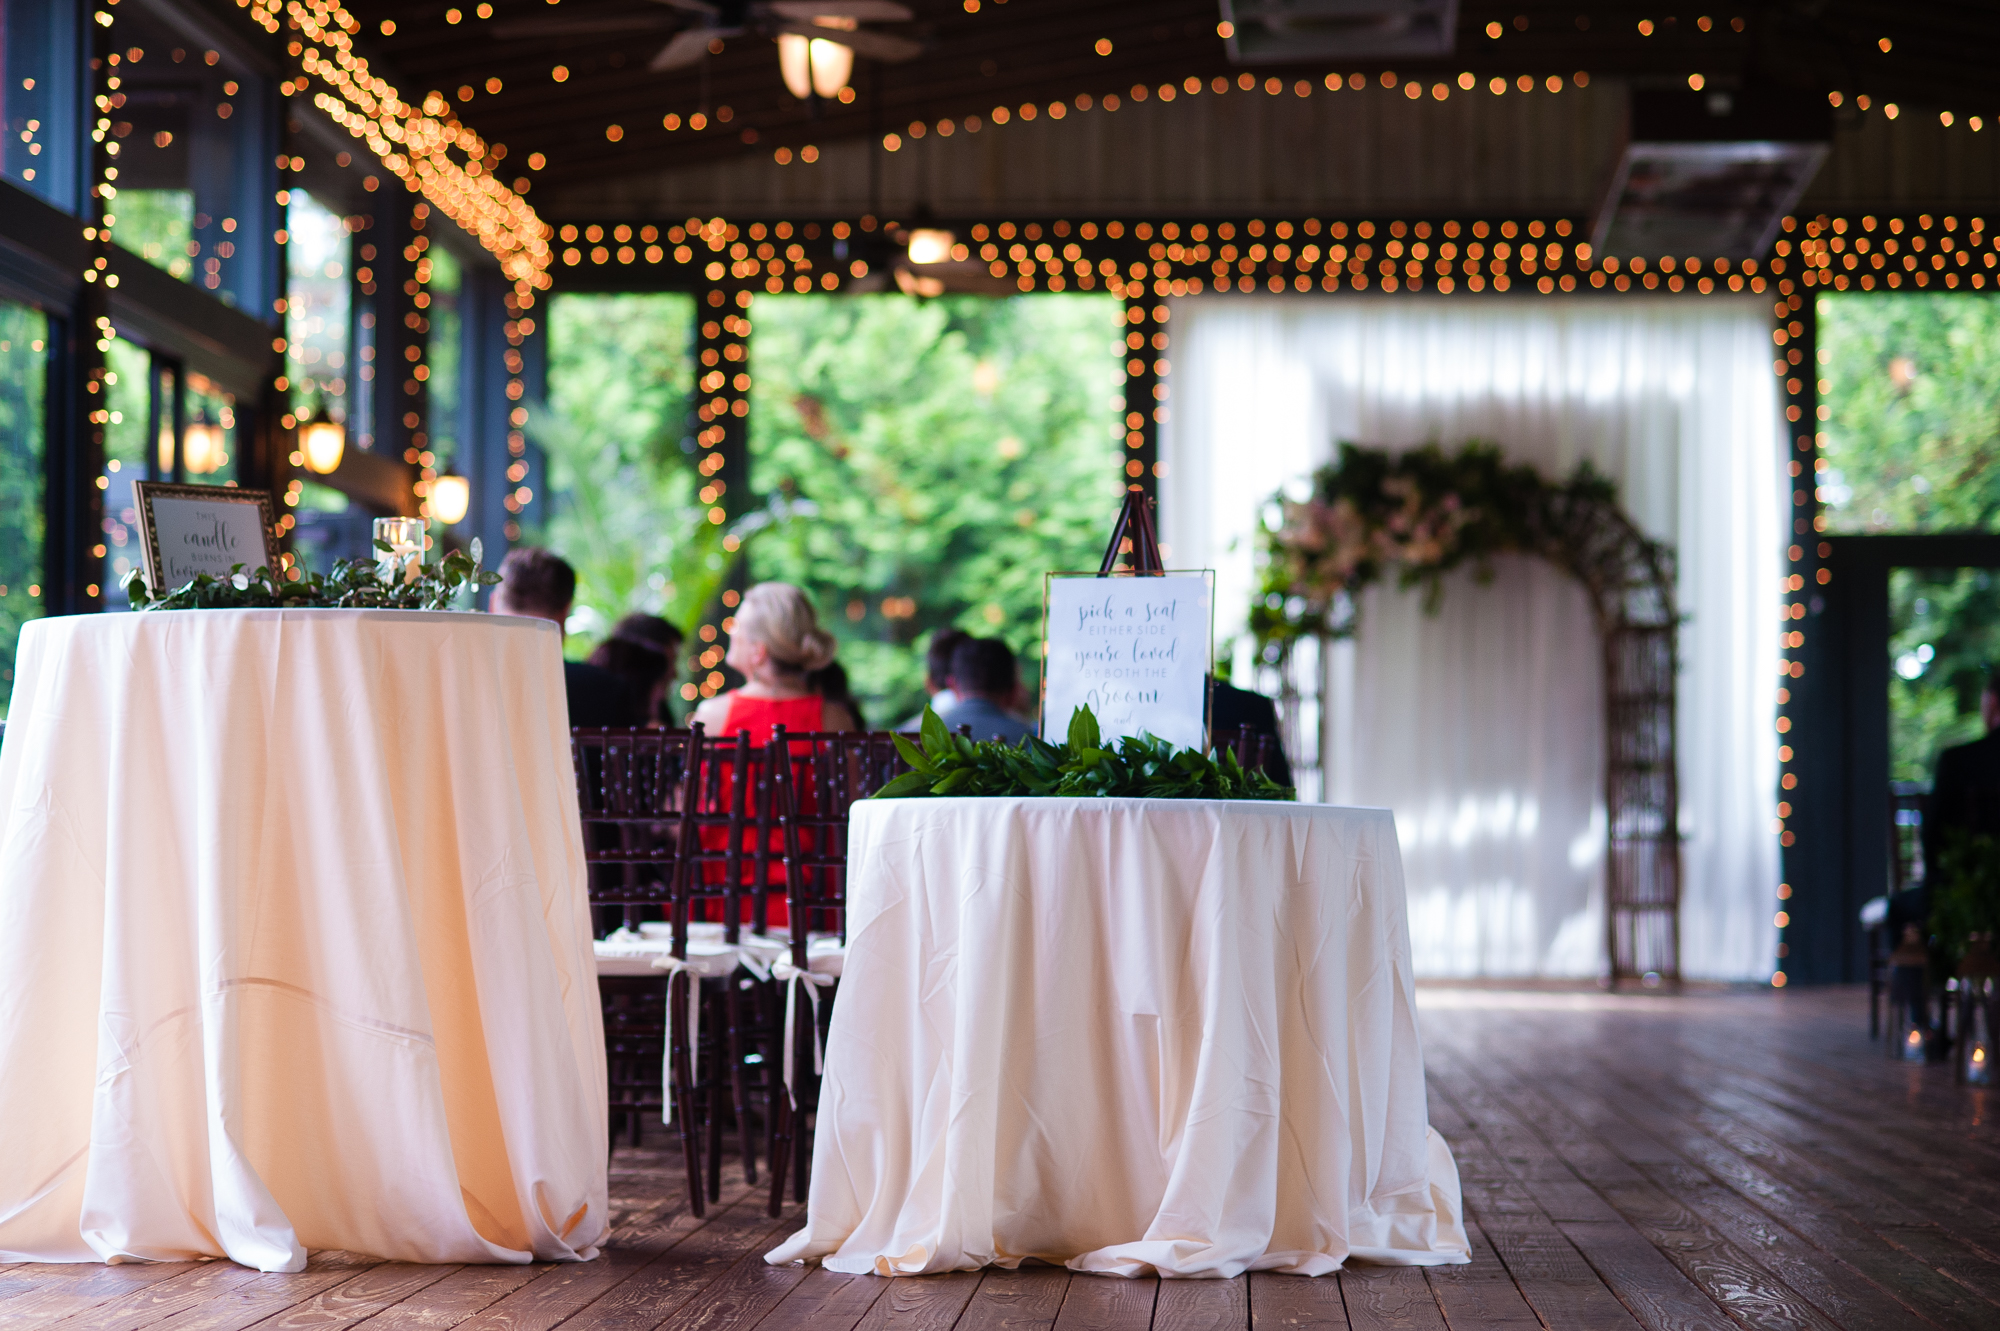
270, 0, 551, 312
562, 213, 1785, 300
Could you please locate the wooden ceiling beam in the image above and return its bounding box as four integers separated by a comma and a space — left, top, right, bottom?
329, 1, 2000, 191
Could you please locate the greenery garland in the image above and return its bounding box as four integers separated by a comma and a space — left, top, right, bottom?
123, 540, 502, 612
874, 705, 1294, 801
1250, 441, 1672, 653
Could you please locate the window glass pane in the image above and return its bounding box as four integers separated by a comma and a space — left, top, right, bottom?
2, 0, 82, 210
1817, 292, 2000, 534
100, 340, 152, 608
539, 293, 696, 652
746, 293, 1126, 725
287, 191, 352, 425
426, 244, 463, 470
182, 373, 238, 486
116, 189, 195, 280
1889, 567, 2000, 785
0, 300, 47, 717
107, 9, 274, 312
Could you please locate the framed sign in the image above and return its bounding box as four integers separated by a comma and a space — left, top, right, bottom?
1041, 570, 1215, 750
132, 482, 281, 592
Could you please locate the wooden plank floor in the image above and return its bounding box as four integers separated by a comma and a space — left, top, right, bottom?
3, 983, 1994, 1330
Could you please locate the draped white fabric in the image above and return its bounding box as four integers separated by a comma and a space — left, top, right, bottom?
0, 610, 608, 1270
1160, 297, 1784, 981
766, 797, 1469, 1278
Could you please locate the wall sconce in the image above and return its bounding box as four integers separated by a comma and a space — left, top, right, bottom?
430, 471, 471, 526
184, 414, 228, 475
300, 407, 346, 475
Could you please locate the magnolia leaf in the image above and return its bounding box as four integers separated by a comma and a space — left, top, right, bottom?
891, 730, 935, 773
874, 770, 936, 800
920, 706, 951, 759
1066, 706, 1100, 752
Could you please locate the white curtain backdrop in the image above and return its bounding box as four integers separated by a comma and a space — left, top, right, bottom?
1159, 296, 1783, 981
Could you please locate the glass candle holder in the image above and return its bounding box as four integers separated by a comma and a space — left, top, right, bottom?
373, 516, 426, 586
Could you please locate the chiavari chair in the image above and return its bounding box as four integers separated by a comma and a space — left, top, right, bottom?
763, 727, 909, 1215
676, 725, 794, 1197
576, 724, 774, 1215
572, 727, 697, 1168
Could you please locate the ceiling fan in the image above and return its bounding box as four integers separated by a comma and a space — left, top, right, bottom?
492, 1, 920, 90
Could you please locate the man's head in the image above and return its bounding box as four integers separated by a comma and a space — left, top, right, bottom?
492, 547, 576, 627
949, 636, 1019, 703
926, 628, 972, 694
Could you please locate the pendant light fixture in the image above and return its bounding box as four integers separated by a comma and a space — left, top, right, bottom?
776, 32, 855, 100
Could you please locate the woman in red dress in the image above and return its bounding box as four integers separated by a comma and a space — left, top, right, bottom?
688, 584, 855, 931
690, 582, 856, 740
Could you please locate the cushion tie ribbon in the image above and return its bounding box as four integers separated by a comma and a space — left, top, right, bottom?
649, 955, 701, 1124
771, 956, 835, 1107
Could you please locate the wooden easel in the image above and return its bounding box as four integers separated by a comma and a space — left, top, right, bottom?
1096, 489, 1166, 576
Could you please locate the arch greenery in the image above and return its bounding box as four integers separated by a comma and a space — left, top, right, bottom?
1253, 441, 1684, 985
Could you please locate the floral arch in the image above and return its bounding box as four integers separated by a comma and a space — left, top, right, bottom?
1253, 442, 1682, 985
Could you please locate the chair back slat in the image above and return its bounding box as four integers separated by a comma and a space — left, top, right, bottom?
571, 727, 702, 933
765, 729, 915, 964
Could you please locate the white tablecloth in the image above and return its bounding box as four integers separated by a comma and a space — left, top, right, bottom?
766, 797, 1468, 1278
0, 609, 607, 1272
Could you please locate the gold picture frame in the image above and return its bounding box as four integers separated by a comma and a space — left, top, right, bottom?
131, 482, 281, 593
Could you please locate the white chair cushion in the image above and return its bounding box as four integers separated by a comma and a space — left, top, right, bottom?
593, 930, 743, 980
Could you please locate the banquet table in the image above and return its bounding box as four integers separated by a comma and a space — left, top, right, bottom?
765, 797, 1469, 1279
0, 609, 608, 1273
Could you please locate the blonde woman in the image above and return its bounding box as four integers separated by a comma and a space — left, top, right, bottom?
691, 582, 857, 742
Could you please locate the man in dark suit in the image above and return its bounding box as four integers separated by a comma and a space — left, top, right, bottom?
1926, 679, 2000, 869
491, 547, 641, 728
1210, 676, 1294, 791
937, 637, 1037, 744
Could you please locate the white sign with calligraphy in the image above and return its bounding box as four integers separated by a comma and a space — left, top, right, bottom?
134, 482, 279, 593
1042, 572, 1212, 750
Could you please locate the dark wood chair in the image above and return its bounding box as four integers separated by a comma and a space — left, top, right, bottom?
676, 727, 793, 1198
763, 728, 909, 1216
574, 725, 747, 1215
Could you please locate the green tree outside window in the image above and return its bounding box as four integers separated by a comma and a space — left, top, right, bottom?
0, 303, 48, 717
1819, 293, 2000, 782
746, 294, 1125, 725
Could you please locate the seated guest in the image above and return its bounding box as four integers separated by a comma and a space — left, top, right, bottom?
492, 547, 641, 727
898, 627, 971, 731
938, 637, 1037, 745
589, 613, 684, 727
1210, 676, 1295, 790
807, 659, 867, 731
691, 582, 857, 742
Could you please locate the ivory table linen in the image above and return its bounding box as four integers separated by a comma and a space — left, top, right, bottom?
765, 797, 1468, 1278
0, 609, 608, 1272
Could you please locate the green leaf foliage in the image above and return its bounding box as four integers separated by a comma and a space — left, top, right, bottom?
1933, 828, 2000, 969
1817, 294, 2000, 782
123, 545, 501, 612
874, 705, 1294, 802
744, 293, 1127, 725
537, 293, 733, 660
0, 303, 47, 720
